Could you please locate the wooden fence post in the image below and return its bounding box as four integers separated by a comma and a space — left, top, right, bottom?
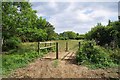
45, 43, 47, 47
66, 42, 68, 52
78, 42, 81, 50
38, 41, 40, 54
56, 42, 58, 59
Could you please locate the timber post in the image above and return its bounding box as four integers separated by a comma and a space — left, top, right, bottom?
78, 42, 81, 50
50, 43, 52, 46
45, 43, 47, 47
56, 42, 58, 59
66, 42, 68, 52
38, 41, 40, 54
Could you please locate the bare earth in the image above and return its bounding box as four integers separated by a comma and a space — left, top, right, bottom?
9, 51, 119, 78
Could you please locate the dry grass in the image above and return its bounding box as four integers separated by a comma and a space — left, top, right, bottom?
56, 40, 82, 52
21, 40, 83, 52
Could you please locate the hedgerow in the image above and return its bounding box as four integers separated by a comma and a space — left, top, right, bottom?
76, 41, 118, 68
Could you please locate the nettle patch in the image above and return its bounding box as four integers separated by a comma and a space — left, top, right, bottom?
76, 41, 118, 69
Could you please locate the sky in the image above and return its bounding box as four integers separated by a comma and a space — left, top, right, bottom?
31, 2, 118, 34
118, 2, 120, 16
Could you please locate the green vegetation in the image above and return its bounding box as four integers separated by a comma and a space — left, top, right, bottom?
2, 2, 86, 52
77, 20, 120, 69
76, 40, 119, 69
2, 1, 120, 77
52, 60, 59, 68
0, 54, 2, 76
2, 2, 57, 76
2, 2, 56, 51
57, 40, 81, 52
59, 31, 77, 40
2, 37, 21, 51
59, 31, 85, 40
85, 21, 120, 48
2, 42, 50, 76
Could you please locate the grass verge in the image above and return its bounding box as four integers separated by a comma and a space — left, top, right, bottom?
2, 42, 49, 77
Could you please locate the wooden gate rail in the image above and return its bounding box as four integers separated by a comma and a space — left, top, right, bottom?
38, 41, 59, 59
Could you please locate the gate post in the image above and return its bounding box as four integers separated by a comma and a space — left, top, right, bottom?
78, 42, 81, 50
38, 41, 40, 54
56, 42, 58, 59
45, 43, 47, 47
66, 42, 68, 52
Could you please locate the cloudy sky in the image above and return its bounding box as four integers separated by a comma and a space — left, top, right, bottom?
31, 2, 118, 34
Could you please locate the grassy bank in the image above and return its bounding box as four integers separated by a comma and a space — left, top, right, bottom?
2, 42, 50, 76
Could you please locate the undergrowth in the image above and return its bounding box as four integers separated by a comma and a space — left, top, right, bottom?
2, 42, 51, 76
76, 40, 119, 69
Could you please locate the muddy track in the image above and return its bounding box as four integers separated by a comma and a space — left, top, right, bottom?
9, 51, 119, 78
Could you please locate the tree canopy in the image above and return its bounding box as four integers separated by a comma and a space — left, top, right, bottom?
59, 31, 77, 40
85, 20, 120, 48
2, 2, 56, 51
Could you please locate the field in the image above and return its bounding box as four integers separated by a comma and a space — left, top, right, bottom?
21, 40, 82, 52
56, 40, 82, 52
2, 40, 119, 78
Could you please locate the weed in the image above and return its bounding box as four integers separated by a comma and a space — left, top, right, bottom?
76, 40, 119, 69
53, 59, 59, 68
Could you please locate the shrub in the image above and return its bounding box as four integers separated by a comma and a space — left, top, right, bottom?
110, 48, 120, 64
76, 41, 117, 68
3, 37, 21, 51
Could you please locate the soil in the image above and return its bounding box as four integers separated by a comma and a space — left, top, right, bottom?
8, 51, 119, 78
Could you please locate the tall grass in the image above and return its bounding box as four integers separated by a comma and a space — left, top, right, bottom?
2, 42, 49, 76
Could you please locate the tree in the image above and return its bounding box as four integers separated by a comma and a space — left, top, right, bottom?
110, 21, 120, 47
2, 2, 48, 51
85, 21, 120, 48
107, 20, 111, 26
37, 17, 55, 40
59, 31, 77, 40
85, 23, 112, 46
76, 34, 85, 40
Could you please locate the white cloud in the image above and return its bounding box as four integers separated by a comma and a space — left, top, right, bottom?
31, 2, 118, 34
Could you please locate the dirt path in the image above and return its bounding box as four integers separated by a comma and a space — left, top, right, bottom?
9, 51, 119, 78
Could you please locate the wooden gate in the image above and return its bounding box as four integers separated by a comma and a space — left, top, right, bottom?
38, 41, 59, 59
